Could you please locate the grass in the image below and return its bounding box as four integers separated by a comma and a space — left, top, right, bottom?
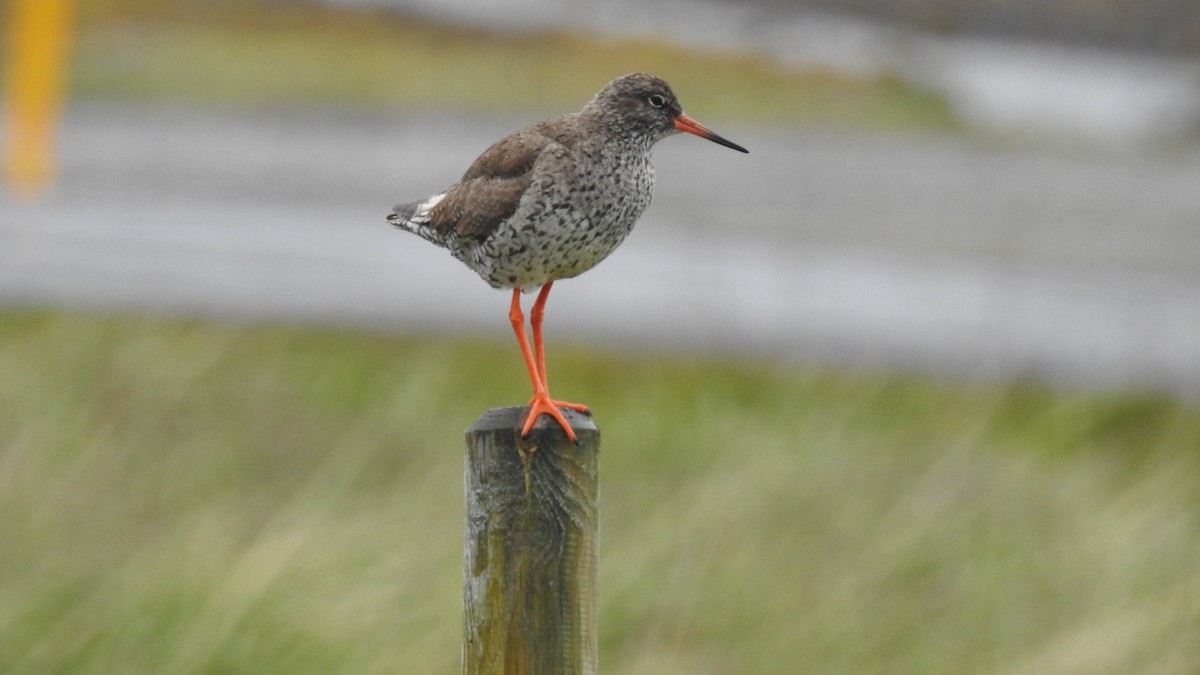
63, 0, 960, 131
2, 309, 1200, 673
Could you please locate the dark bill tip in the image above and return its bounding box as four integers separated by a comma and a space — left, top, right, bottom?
674, 113, 749, 153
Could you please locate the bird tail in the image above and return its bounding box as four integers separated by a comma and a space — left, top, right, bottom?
388, 193, 444, 228
388, 192, 452, 249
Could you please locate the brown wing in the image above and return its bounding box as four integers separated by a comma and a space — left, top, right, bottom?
428, 175, 532, 238
427, 123, 566, 239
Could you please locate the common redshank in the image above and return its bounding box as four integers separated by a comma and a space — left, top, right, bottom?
388, 72, 748, 442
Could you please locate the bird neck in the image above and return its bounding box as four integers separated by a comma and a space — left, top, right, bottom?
579, 109, 657, 155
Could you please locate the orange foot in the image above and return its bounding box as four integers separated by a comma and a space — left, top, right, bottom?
522, 394, 584, 442
527, 396, 591, 416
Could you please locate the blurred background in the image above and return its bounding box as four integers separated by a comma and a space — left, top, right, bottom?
2, 0, 1199, 673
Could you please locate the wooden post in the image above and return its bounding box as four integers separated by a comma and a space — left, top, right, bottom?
463, 406, 599, 675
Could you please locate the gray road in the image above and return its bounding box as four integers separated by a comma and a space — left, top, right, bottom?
2, 103, 1199, 395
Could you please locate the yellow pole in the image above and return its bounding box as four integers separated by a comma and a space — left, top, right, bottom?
4, 0, 74, 198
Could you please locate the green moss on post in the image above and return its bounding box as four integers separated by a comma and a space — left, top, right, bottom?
462, 406, 600, 675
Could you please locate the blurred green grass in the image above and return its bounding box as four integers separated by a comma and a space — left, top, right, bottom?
2, 309, 1200, 673
66, 0, 959, 131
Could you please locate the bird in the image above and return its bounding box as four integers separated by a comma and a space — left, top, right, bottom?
388, 72, 748, 442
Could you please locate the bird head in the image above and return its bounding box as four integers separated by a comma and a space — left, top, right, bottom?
585, 73, 749, 153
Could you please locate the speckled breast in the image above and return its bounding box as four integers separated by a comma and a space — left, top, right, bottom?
469, 149, 655, 291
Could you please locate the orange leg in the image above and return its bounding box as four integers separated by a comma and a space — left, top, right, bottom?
510, 288, 578, 442
529, 281, 590, 415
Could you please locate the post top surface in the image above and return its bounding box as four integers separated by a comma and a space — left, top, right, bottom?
467, 406, 598, 435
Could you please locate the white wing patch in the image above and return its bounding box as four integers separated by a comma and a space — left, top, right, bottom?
412, 192, 446, 223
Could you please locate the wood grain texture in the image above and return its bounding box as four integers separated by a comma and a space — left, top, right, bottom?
463, 406, 600, 675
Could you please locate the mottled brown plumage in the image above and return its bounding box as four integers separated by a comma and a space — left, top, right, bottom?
426, 125, 555, 237
387, 73, 747, 441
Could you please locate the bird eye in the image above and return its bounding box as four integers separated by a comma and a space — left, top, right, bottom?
647, 94, 666, 108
